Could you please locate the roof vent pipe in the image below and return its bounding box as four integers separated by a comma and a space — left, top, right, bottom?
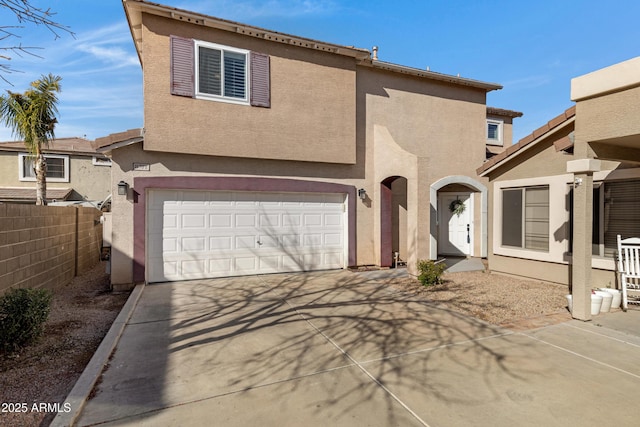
372, 46, 378, 61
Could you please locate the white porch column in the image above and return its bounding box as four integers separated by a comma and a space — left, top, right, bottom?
567, 159, 601, 321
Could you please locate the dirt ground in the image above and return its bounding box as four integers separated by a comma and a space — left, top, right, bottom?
391, 270, 571, 326
0, 262, 129, 427
0, 265, 571, 427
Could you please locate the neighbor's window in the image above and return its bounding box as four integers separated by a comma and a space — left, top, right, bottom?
19, 153, 69, 182
196, 41, 249, 103
487, 119, 503, 145
570, 180, 640, 257
502, 186, 549, 251
601, 180, 640, 256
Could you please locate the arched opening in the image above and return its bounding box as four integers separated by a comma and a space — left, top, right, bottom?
430, 175, 487, 260
381, 176, 408, 267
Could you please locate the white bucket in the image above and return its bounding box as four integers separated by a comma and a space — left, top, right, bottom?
591, 294, 603, 315
599, 288, 621, 309
595, 291, 613, 313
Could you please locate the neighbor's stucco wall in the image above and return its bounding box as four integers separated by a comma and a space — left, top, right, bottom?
0, 151, 111, 201
141, 13, 357, 164
575, 84, 640, 145
485, 122, 640, 285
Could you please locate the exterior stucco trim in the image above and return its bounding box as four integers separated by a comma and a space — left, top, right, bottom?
132, 176, 357, 282
430, 176, 487, 259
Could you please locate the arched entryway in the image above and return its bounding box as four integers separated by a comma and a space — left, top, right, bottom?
430, 176, 487, 260
380, 176, 408, 267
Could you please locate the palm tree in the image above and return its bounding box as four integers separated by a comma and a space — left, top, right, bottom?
0, 74, 62, 205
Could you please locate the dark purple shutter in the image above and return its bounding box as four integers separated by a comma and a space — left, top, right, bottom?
170, 35, 194, 97
250, 52, 270, 108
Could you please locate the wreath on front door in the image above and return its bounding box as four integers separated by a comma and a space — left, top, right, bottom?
449, 199, 466, 216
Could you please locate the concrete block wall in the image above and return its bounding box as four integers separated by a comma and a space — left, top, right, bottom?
0, 204, 103, 294
76, 208, 103, 275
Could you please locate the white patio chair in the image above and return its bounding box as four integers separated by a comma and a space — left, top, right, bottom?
617, 235, 640, 311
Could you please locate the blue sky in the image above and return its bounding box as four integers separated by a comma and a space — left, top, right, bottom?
0, 0, 639, 142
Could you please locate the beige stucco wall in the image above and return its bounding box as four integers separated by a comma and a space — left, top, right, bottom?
360, 67, 489, 270
110, 16, 494, 285
107, 142, 371, 285
0, 151, 111, 201
141, 13, 357, 165
575, 85, 640, 145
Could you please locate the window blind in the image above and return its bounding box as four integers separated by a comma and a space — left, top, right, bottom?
604, 180, 640, 255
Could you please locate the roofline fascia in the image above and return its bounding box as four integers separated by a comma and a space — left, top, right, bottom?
123, 0, 371, 62
365, 60, 503, 92
96, 136, 143, 154
478, 116, 575, 177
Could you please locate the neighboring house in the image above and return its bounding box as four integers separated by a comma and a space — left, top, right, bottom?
478, 56, 640, 321
485, 107, 523, 159
101, 0, 520, 288
0, 137, 111, 204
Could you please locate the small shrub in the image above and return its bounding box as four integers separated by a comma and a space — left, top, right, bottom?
417, 259, 446, 286
0, 288, 53, 353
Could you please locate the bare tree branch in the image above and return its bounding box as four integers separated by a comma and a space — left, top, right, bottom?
0, 1, 75, 84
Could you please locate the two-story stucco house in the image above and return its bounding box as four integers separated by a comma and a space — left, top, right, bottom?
100, 0, 521, 288
0, 137, 111, 204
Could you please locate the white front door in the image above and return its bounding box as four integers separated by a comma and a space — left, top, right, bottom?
439, 193, 472, 256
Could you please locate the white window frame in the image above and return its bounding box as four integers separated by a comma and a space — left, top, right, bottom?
18, 153, 69, 182
501, 185, 549, 252
194, 41, 250, 105
92, 156, 112, 166
486, 119, 503, 146
493, 175, 569, 264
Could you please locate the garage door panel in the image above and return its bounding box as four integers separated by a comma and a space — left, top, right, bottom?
235, 214, 256, 227
209, 236, 232, 250
182, 214, 206, 229
210, 214, 232, 228
148, 190, 347, 282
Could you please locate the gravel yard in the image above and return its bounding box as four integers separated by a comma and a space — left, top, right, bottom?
0, 262, 129, 427
390, 269, 571, 326
0, 264, 570, 427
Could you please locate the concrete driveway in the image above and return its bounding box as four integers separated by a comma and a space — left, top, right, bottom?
71, 269, 640, 426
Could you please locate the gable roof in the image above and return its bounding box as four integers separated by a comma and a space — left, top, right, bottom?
123, 0, 502, 92
477, 105, 576, 176
95, 128, 144, 153
0, 137, 99, 156
0, 187, 72, 202
486, 107, 524, 118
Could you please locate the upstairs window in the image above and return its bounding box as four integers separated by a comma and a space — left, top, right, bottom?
196, 41, 249, 103
487, 119, 503, 145
170, 35, 270, 108
19, 153, 69, 182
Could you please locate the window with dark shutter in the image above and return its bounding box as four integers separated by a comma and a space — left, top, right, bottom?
250, 51, 270, 108
171, 37, 270, 108
170, 35, 195, 97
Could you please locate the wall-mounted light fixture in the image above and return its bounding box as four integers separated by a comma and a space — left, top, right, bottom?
117, 181, 129, 196
358, 188, 367, 200
574, 177, 583, 188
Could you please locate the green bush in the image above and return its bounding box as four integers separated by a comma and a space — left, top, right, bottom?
417, 259, 446, 286
0, 288, 53, 353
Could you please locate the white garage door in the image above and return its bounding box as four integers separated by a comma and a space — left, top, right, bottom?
147, 190, 347, 282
